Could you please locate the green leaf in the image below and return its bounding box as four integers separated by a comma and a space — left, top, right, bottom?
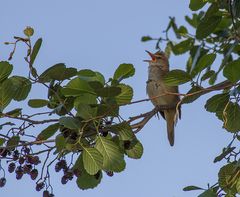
189, 0, 207, 11
236, 178, 240, 194
182, 86, 204, 104
205, 93, 229, 113
97, 103, 119, 117
74, 93, 97, 106
0, 138, 5, 146
198, 189, 217, 197
223, 102, 240, 132
177, 26, 188, 36
74, 154, 102, 190
59, 116, 81, 130
61, 77, 96, 96
78, 70, 105, 85
5, 108, 22, 117
30, 38, 42, 65
214, 147, 236, 163
196, 16, 222, 39
7, 136, 20, 150
0, 79, 15, 112
95, 136, 125, 172
223, 60, 240, 82
9, 76, 31, 101
82, 147, 103, 175
37, 123, 59, 141
185, 13, 201, 28
38, 63, 77, 83
125, 140, 143, 159
0, 61, 13, 82
141, 36, 153, 42
192, 53, 216, 76
55, 134, 66, 153
88, 81, 104, 90
28, 99, 48, 108
76, 104, 97, 120
201, 70, 215, 81
95, 86, 121, 97
111, 122, 135, 141
77, 170, 102, 190
183, 185, 204, 191
218, 163, 238, 194
233, 0, 240, 18
113, 64, 135, 81
172, 38, 194, 55
163, 69, 192, 86
115, 84, 133, 105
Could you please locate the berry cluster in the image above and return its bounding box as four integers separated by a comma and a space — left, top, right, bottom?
7, 148, 40, 181
54, 159, 81, 185
0, 146, 41, 188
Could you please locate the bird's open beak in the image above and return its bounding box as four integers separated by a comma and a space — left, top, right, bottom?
143, 50, 156, 62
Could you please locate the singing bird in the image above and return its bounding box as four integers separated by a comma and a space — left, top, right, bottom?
145, 50, 181, 146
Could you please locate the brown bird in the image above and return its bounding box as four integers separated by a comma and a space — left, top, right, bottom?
145, 50, 181, 146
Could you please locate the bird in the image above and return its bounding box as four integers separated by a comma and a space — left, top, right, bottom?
144, 50, 181, 146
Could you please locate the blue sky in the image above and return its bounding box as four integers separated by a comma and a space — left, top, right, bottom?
0, 1, 233, 196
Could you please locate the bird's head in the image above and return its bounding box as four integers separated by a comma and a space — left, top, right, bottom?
144, 50, 169, 71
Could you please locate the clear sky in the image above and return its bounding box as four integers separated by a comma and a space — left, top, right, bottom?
0, 1, 233, 197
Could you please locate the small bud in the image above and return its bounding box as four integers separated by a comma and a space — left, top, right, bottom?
24, 26, 34, 37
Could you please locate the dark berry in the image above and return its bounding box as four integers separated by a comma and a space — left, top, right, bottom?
59, 160, 67, 170
106, 171, 114, 177
32, 156, 41, 165
55, 162, 61, 172
64, 170, 73, 180
12, 155, 19, 161
0, 149, 8, 157
0, 177, 6, 187
23, 164, 32, 174
30, 169, 38, 180
73, 169, 81, 177
36, 182, 45, 192
13, 150, 19, 156
102, 131, 108, 137
23, 147, 30, 154
94, 171, 101, 179
70, 132, 78, 141
43, 190, 50, 197
105, 121, 111, 125
123, 141, 131, 150
61, 175, 68, 185
8, 162, 16, 173
15, 166, 24, 180
62, 129, 71, 138
12, 150, 19, 161
19, 156, 25, 165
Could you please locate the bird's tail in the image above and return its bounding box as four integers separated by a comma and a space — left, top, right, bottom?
164, 109, 177, 146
